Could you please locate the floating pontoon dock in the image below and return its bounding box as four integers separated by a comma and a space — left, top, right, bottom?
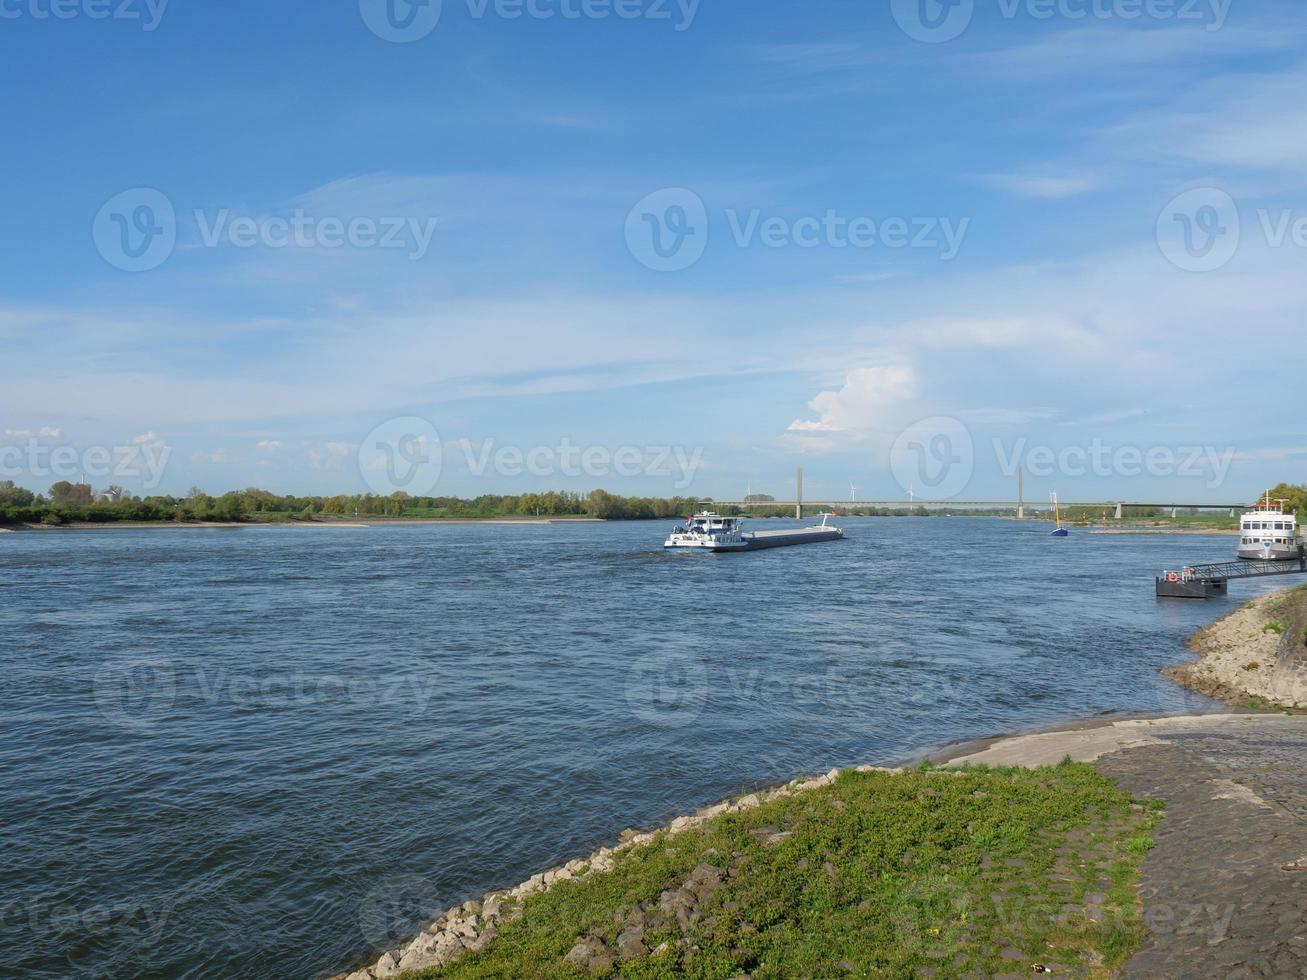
1157, 547, 1307, 599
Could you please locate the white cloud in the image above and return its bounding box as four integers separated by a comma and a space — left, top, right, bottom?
189, 449, 238, 465
833, 270, 904, 285
307, 442, 352, 471
786, 364, 919, 438
256, 440, 285, 450
969, 24, 1286, 79
1115, 69, 1307, 172
974, 172, 1106, 200
956, 408, 1058, 426
898, 314, 1104, 358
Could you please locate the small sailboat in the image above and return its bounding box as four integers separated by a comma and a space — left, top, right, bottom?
1050, 492, 1069, 537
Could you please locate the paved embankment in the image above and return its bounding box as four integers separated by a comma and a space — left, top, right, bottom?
945, 714, 1307, 978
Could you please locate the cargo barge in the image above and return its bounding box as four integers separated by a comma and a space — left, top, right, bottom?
663, 512, 844, 553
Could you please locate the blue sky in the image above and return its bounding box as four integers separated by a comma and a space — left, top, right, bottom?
2, 0, 1306, 503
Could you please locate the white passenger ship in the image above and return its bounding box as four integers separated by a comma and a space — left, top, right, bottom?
1237, 492, 1300, 561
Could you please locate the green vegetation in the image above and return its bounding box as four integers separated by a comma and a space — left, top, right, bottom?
0, 483, 692, 526
412, 762, 1157, 979
0, 482, 980, 527
1263, 620, 1288, 635
7, 480, 1301, 530
1265, 482, 1307, 516
1079, 507, 1238, 529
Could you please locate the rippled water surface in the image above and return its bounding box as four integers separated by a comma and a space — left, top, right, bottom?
0, 518, 1284, 977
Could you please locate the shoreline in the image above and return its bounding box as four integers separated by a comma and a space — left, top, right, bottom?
331, 588, 1301, 977
1163, 584, 1307, 709
1088, 527, 1238, 536
330, 587, 1306, 979
3, 517, 609, 531
335, 712, 1274, 980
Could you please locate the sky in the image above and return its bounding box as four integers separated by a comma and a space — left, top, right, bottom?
2, 0, 1306, 504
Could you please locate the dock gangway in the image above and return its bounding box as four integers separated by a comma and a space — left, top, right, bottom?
1157, 547, 1307, 599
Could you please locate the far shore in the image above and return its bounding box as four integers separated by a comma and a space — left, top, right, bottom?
1089, 526, 1238, 536
4, 517, 609, 531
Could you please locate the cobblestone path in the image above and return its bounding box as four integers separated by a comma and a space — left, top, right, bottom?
1096, 717, 1307, 978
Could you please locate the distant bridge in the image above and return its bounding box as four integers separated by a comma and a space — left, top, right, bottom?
713, 500, 1246, 509
709, 500, 1247, 519
719, 470, 1251, 518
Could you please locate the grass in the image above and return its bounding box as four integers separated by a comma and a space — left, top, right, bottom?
407, 762, 1158, 979
1263, 620, 1289, 635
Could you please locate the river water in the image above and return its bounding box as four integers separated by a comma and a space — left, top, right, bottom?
0, 518, 1282, 977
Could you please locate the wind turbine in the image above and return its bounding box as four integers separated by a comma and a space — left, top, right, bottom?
908, 484, 915, 504
849, 482, 856, 503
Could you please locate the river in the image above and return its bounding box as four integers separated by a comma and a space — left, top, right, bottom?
0, 518, 1282, 977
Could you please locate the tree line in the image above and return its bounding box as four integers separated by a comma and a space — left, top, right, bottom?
5, 480, 1301, 526
0, 483, 704, 525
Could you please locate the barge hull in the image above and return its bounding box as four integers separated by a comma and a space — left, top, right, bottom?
743, 528, 843, 550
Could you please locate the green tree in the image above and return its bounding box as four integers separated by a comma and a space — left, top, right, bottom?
48, 481, 93, 507
1265, 483, 1307, 515
0, 481, 35, 507
585, 489, 617, 519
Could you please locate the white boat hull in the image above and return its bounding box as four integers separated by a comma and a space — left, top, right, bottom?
1237, 543, 1301, 561
663, 527, 843, 553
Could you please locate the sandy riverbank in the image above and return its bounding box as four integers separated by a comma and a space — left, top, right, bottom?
1089, 527, 1238, 536
5, 518, 607, 531
14, 520, 252, 530
1164, 586, 1307, 709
